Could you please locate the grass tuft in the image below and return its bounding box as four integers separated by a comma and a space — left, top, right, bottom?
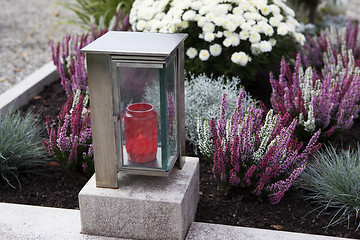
300, 144, 360, 231
0, 108, 47, 188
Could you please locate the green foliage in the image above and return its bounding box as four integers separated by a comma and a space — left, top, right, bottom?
61, 0, 134, 30
0, 108, 47, 188
300, 144, 360, 230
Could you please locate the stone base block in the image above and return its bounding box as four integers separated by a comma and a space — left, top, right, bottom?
79, 157, 199, 240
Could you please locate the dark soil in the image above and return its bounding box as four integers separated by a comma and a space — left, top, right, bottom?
1, 80, 360, 239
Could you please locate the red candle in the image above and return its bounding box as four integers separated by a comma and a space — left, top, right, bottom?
124, 103, 157, 163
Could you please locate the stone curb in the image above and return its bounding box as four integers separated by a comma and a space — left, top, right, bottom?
0, 203, 352, 240
0, 61, 58, 115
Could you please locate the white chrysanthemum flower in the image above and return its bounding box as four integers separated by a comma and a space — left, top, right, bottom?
199, 5, 210, 15
230, 34, 240, 46
197, 17, 207, 27
136, 20, 147, 31
269, 15, 283, 27
277, 23, 289, 36
231, 51, 250, 66
262, 24, 274, 36
141, 8, 157, 20
233, 6, 243, 15
224, 21, 237, 32
234, 15, 245, 26
259, 40, 272, 52
223, 37, 232, 47
168, 25, 176, 33
159, 27, 168, 33
186, 47, 198, 59
181, 21, 189, 28
199, 49, 210, 61
202, 22, 215, 33
182, 10, 196, 21
249, 31, 261, 43
282, 5, 295, 17
206, 12, 216, 21
214, 16, 225, 26
239, 30, 249, 40
210, 44, 222, 56
240, 22, 253, 31
261, 5, 271, 16
269, 4, 281, 15
150, 20, 162, 31
295, 33, 306, 45
239, 2, 249, 11
269, 38, 277, 46
191, 1, 202, 10
214, 3, 230, 15
252, 24, 262, 33
204, 32, 215, 42
223, 30, 231, 38
215, 31, 224, 38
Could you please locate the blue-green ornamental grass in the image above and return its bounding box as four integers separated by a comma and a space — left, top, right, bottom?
300, 144, 360, 231
0, 108, 47, 188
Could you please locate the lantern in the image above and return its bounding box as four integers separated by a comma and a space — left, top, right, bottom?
81, 31, 187, 188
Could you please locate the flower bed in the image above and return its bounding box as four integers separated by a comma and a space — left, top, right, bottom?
0, 79, 358, 239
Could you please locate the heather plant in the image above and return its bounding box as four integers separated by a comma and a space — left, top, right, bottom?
270, 52, 360, 141
62, 0, 133, 31
300, 144, 360, 231
43, 89, 94, 176
50, 10, 130, 96
51, 32, 100, 96
0, 108, 47, 188
129, 0, 305, 80
301, 21, 360, 70
197, 91, 321, 204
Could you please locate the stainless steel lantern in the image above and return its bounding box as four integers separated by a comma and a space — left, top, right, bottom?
81, 31, 187, 188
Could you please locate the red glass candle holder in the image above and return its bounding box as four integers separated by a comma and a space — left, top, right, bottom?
124, 103, 158, 163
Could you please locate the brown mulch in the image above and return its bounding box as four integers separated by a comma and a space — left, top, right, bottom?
0, 80, 359, 239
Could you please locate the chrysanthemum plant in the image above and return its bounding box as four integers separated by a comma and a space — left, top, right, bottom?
130, 0, 305, 81
270, 51, 360, 141
197, 89, 321, 204
43, 89, 94, 177
301, 20, 360, 71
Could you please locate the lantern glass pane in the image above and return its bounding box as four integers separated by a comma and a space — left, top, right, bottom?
117, 66, 163, 169
164, 57, 178, 171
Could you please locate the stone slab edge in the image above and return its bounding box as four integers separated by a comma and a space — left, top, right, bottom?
186, 222, 352, 240
0, 61, 59, 115
0, 202, 352, 240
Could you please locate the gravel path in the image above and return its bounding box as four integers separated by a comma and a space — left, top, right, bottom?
0, 0, 83, 94
0, 0, 359, 95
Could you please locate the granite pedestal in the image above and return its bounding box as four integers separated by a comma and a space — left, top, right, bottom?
79, 157, 199, 240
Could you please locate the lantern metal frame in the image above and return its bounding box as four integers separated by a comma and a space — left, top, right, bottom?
81, 31, 187, 188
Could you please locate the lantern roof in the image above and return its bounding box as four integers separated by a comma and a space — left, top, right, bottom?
81, 31, 187, 58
